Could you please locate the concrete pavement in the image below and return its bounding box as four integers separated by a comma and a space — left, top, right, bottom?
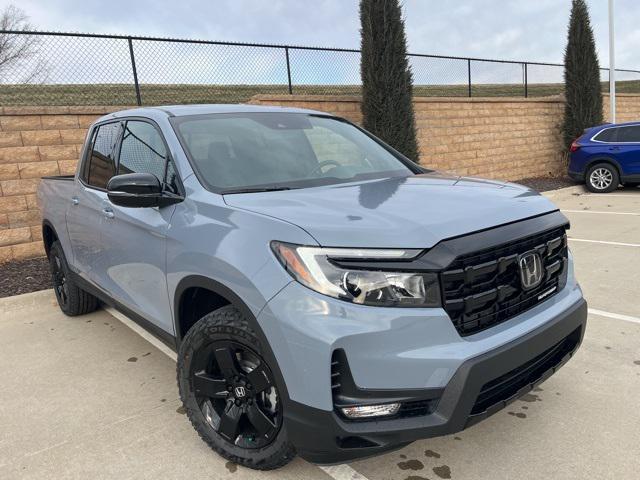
1, 184, 638, 480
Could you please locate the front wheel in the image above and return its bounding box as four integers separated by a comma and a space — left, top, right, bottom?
585, 163, 619, 193
177, 305, 296, 470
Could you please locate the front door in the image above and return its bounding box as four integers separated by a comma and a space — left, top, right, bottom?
96, 120, 180, 334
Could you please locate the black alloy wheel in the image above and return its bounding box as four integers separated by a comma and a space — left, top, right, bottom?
190, 340, 282, 449
51, 251, 69, 308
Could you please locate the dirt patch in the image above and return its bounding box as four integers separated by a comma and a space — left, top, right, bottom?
514, 176, 577, 192
0, 256, 51, 298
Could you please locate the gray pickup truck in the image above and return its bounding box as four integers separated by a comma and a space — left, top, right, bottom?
38, 104, 587, 470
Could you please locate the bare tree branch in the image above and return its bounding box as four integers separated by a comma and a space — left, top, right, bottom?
0, 5, 48, 84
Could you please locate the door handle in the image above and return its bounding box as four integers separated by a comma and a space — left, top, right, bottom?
102, 207, 115, 219
71, 196, 79, 205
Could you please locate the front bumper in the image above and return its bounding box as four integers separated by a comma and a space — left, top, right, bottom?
285, 298, 587, 463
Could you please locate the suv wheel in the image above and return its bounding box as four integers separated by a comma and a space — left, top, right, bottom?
177, 305, 296, 470
586, 163, 619, 193
49, 241, 98, 316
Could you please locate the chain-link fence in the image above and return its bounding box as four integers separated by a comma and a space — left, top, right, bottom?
1, 30, 639, 106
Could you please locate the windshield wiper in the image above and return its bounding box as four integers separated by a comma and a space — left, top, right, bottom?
221, 186, 294, 195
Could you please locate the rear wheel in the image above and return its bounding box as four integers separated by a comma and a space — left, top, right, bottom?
49, 241, 98, 316
585, 163, 619, 193
177, 305, 296, 470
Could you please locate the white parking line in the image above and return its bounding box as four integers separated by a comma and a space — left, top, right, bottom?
320, 464, 371, 480
568, 238, 640, 248
105, 306, 370, 480
579, 194, 639, 198
588, 308, 640, 325
563, 209, 640, 216
105, 307, 177, 360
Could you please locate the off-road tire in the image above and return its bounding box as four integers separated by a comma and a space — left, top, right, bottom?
49, 241, 98, 316
177, 305, 296, 470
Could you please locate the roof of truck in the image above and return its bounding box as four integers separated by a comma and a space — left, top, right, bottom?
109, 104, 332, 118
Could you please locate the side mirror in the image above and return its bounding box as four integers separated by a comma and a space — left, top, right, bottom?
107, 173, 173, 208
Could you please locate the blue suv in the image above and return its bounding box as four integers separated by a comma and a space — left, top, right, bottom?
568, 122, 640, 193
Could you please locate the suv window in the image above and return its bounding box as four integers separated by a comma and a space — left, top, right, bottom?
593, 128, 616, 142
118, 120, 179, 193
85, 122, 120, 189
616, 125, 640, 143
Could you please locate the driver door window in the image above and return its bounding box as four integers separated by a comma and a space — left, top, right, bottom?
118, 120, 179, 193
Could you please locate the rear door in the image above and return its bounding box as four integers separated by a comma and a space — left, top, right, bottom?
96, 119, 180, 333
66, 121, 121, 282
612, 125, 640, 175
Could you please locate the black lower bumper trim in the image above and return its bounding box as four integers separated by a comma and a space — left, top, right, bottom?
568, 171, 584, 182
284, 298, 587, 464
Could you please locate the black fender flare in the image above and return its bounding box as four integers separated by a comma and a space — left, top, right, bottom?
173, 275, 291, 401
41, 219, 61, 257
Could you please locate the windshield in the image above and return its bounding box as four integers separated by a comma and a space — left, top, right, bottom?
170, 113, 415, 193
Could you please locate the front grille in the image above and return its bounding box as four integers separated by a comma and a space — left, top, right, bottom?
441, 226, 568, 336
470, 326, 581, 415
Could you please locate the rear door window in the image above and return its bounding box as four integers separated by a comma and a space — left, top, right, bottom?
616, 125, 640, 143
85, 122, 121, 189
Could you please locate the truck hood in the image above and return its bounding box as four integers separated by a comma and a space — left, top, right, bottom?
224, 173, 559, 248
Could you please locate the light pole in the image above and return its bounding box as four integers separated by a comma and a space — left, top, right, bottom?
609, 0, 616, 123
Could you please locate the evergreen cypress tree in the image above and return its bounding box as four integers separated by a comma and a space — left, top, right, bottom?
563, 0, 603, 149
360, 0, 419, 162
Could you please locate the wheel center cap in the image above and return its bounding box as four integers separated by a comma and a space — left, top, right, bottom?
234, 386, 246, 398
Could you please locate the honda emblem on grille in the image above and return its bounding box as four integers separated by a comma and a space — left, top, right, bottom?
518, 251, 543, 290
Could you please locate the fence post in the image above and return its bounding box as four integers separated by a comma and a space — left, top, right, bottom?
467, 59, 472, 97
524, 62, 528, 98
285, 47, 293, 94
127, 37, 142, 106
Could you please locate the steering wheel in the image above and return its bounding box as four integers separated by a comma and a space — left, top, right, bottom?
308, 160, 342, 177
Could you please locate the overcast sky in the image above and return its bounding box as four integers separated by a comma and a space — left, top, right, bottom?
4, 0, 639, 69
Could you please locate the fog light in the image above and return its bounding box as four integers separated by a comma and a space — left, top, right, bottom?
341, 403, 401, 419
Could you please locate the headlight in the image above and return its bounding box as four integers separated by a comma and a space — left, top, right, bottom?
271, 241, 440, 307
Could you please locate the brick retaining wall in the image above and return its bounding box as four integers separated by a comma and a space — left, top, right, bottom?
0, 94, 638, 263
0, 106, 123, 263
